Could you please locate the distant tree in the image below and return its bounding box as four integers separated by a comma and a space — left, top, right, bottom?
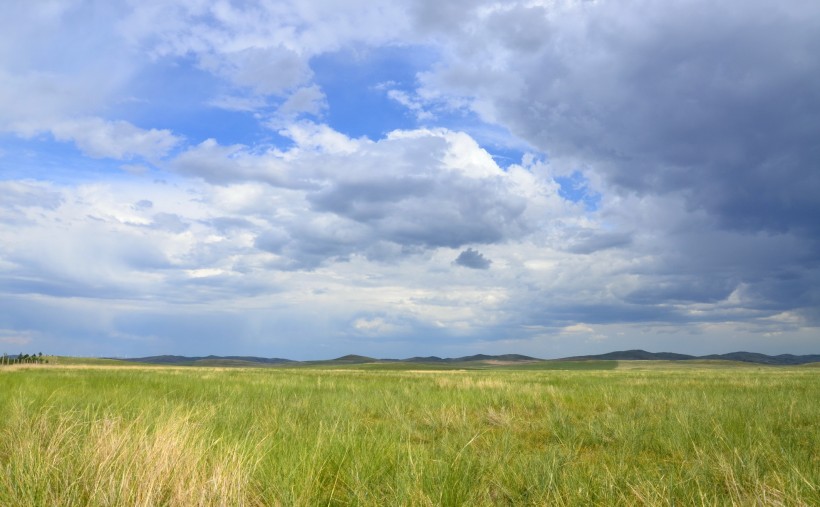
0, 352, 51, 365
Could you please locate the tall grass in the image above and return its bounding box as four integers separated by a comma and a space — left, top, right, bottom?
0, 365, 817, 505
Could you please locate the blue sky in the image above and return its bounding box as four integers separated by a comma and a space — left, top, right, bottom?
1, 0, 818, 359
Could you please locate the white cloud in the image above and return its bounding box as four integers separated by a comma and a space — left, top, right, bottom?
352, 317, 402, 335
0, 2, 137, 132
208, 95, 270, 112
199, 46, 312, 96
113, 0, 415, 117
47, 117, 181, 160
171, 125, 576, 269
277, 85, 327, 118
386, 89, 435, 121
279, 121, 362, 155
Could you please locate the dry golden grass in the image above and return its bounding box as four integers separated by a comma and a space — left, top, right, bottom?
0, 401, 259, 507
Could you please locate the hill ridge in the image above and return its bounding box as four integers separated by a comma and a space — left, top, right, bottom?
563, 349, 820, 365
117, 350, 820, 366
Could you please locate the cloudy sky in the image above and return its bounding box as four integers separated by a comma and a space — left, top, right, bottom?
1, 0, 818, 360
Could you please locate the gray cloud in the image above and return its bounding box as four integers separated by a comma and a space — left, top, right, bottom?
623, 277, 737, 305
0, 181, 63, 210
421, 0, 820, 236
565, 231, 632, 255
308, 177, 436, 222
149, 213, 189, 233
410, 0, 820, 339
175, 128, 546, 268
207, 216, 256, 233
454, 248, 491, 270
199, 46, 312, 97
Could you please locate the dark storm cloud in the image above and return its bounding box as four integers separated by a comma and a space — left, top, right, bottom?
414, 0, 820, 333
439, 0, 820, 235
0, 275, 133, 300
522, 300, 687, 328
646, 226, 820, 320
623, 277, 737, 305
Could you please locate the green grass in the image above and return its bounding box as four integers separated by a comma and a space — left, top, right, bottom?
293, 360, 617, 371
0, 364, 817, 505
44, 356, 136, 366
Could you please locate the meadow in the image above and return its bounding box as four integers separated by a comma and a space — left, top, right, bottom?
0, 361, 817, 506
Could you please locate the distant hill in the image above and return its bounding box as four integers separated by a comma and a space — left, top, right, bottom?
562, 349, 820, 365
403, 353, 538, 363
403, 356, 446, 363
329, 354, 378, 364
121, 355, 293, 365
117, 350, 819, 367
699, 351, 820, 365
562, 350, 696, 361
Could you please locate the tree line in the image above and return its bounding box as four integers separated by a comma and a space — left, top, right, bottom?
1, 352, 47, 365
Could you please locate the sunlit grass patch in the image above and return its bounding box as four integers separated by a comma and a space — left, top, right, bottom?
0, 402, 257, 506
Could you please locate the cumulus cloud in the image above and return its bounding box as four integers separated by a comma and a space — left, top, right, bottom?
47, 117, 181, 160
171, 125, 569, 268
416, 0, 820, 234
401, 0, 820, 339
114, 0, 413, 120
0, 0, 407, 147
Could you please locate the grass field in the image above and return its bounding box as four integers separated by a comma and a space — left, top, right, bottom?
0, 362, 817, 506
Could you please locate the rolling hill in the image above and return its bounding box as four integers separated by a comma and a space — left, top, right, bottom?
120, 355, 294, 366
562, 350, 820, 365
116, 350, 819, 366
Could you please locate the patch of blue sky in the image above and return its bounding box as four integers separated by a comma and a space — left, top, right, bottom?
313, 45, 537, 170
0, 134, 124, 183
311, 44, 437, 140
555, 170, 601, 211
111, 56, 289, 148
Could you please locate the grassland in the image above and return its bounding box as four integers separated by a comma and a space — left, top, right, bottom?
0, 362, 817, 506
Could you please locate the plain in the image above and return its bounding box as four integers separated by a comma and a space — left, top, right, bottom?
0, 360, 817, 506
